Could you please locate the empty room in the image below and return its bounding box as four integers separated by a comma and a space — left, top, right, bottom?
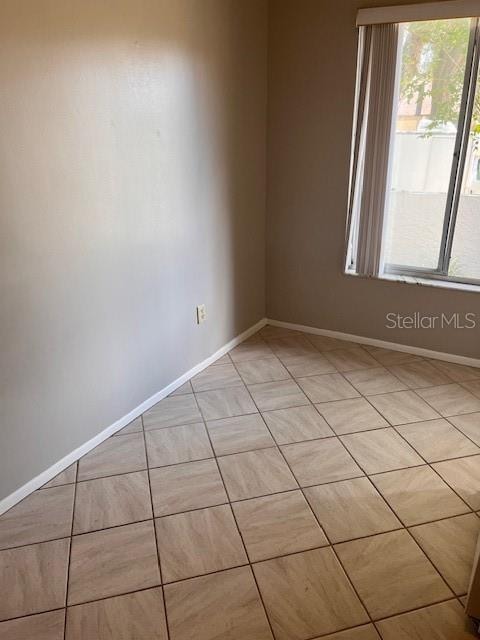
2, 0, 480, 638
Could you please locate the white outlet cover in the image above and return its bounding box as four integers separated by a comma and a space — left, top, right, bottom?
196, 304, 206, 323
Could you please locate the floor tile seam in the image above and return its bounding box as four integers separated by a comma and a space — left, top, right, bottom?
402, 523, 458, 600
362, 478, 473, 529
50, 585, 167, 618
9, 438, 476, 550
411, 385, 480, 419
191, 380, 247, 394
425, 358, 480, 382
188, 385, 278, 640
407, 523, 472, 598
358, 388, 480, 468
367, 595, 464, 628
38, 480, 76, 491
38, 336, 468, 636
2, 338, 468, 632
441, 416, 480, 452
355, 392, 480, 510
8, 502, 476, 556
460, 381, 480, 397
229, 359, 377, 631
75, 467, 150, 484
1, 592, 464, 633
197, 362, 362, 638
387, 422, 478, 514
0, 605, 66, 626
245, 351, 471, 624
342, 368, 408, 392
249, 332, 476, 619
62, 457, 79, 640
351, 383, 480, 416
139, 415, 171, 640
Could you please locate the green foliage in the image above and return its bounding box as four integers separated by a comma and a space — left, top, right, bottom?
400, 18, 479, 133
448, 255, 461, 277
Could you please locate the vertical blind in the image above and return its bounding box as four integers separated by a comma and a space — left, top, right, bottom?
346, 23, 399, 277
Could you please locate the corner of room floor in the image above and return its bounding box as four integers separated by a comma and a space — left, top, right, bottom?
1, 322, 480, 638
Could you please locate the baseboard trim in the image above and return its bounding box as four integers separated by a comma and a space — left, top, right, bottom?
266, 318, 480, 369
0, 317, 267, 516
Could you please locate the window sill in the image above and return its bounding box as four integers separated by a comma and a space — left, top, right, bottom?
345, 270, 480, 294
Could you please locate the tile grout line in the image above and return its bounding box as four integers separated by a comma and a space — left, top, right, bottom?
344, 423, 461, 601
3, 585, 175, 623
227, 356, 378, 636
443, 414, 480, 450
109, 493, 467, 583
5, 340, 474, 632
366, 596, 464, 628
5, 501, 476, 558
233, 336, 477, 623
381, 422, 480, 599
189, 384, 278, 640
145, 335, 479, 629
461, 381, 480, 400
232, 358, 382, 637
389, 420, 478, 515
410, 384, 480, 421
36, 440, 480, 487
358, 392, 478, 516
62, 460, 79, 639
1, 606, 67, 626
405, 523, 472, 600
326, 365, 478, 609
2, 327, 479, 631
160, 562, 251, 587
140, 413, 172, 640
347, 375, 479, 605
12, 409, 478, 550
1, 586, 465, 631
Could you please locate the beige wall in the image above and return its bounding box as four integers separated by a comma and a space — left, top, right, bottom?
0, 0, 267, 500
267, 0, 480, 359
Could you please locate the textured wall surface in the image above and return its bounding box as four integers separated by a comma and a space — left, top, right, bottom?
0, 0, 267, 500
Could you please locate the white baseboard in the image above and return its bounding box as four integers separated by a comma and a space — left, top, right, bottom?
266, 318, 480, 369
4, 314, 477, 515
0, 317, 267, 516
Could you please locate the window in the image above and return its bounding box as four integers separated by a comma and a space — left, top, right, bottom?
347, 3, 480, 287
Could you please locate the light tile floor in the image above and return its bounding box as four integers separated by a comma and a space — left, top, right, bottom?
1, 325, 480, 639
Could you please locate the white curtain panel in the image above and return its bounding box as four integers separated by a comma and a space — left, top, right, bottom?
345, 25, 371, 266
348, 22, 399, 277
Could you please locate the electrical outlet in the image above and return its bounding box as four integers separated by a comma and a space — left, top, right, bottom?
196, 304, 206, 324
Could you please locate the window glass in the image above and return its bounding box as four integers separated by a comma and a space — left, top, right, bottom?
383, 19, 471, 270
449, 66, 480, 280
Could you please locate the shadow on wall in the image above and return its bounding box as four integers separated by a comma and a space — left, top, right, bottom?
0, 0, 267, 500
